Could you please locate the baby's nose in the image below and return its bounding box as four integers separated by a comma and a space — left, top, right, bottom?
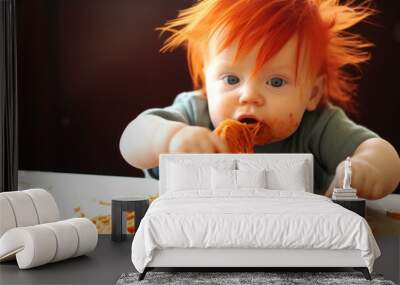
239, 88, 264, 106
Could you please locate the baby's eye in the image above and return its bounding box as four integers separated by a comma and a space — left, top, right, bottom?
266, 77, 287, 87
223, 75, 240, 85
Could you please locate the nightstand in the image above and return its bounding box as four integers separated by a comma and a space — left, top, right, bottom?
111, 197, 149, 242
332, 199, 366, 217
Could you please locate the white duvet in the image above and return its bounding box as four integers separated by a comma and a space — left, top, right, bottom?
131, 190, 380, 273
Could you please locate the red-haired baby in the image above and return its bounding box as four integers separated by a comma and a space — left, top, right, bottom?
120, 0, 400, 199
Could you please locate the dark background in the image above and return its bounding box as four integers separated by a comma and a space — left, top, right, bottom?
17, 1, 400, 190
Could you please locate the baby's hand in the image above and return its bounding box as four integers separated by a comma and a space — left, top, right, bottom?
168, 125, 230, 153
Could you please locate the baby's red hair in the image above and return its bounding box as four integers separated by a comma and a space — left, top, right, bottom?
158, 0, 375, 113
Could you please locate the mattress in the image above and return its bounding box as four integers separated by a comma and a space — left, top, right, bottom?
131, 190, 380, 273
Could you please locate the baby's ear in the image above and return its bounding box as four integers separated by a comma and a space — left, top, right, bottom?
306, 75, 325, 111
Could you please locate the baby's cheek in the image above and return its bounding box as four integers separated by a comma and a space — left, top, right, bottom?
208, 98, 235, 127
269, 113, 300, 139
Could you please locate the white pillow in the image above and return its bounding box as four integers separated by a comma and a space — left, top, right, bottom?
167, 162, 210, 191
211, 169, 268, 190
211, 168, 236, 190
266, 163, 307, 191
237, 159, 309, 191
236, 169, 267, 189
166, 159, 236, 192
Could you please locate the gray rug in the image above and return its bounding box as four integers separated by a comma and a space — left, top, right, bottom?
116, 271, 396, 285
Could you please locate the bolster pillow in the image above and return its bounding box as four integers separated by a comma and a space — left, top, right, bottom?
0, 189, 60, 237
0, 218, 98, 269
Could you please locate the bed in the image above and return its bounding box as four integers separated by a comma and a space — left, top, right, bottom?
131, 154, 380, 281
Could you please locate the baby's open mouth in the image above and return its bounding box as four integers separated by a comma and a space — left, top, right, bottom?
238, 117, 258, 124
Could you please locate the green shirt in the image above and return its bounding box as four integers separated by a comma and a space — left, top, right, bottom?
143, 91, 379, 194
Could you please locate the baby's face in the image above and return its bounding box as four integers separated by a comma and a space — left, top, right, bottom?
204, 35, 317, 144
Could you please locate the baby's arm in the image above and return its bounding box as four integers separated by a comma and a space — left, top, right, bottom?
119, 114, 229, 170
326, 138, 400, 199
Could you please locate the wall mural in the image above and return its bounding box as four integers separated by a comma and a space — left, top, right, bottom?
16, 0, 400, 234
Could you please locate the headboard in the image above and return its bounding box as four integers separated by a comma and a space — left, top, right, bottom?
159, 153, 314, 195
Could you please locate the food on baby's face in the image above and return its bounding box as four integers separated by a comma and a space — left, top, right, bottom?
213, 119, 270, 153
249, 121, 273, 145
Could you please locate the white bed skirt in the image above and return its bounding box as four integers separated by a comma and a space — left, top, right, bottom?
148, 248, 366, 268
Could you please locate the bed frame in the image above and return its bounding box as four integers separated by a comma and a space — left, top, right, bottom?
139, 154, 371, 280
